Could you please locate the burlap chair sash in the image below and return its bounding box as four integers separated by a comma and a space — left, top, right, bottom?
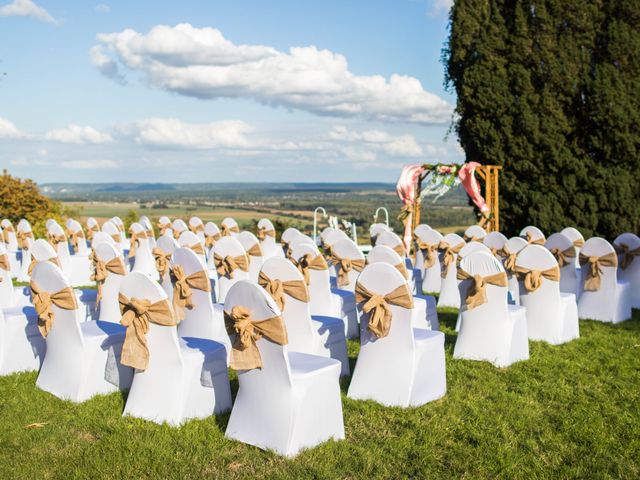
187, 242, 205, 255
257, 227, 276, 241
224, 306, 288, 370
549, 246, 576, 268
456, 269, 508, 309
245, 243, 263, 257
128, 230, 149, 258
258, 271, 309, 311
392, 244, 406, 257
16, 230, 34, 250
47, 232, 66, 248
118, 293, 176, 370
355, 282, 413, 338
579, 252, 618, 291
500, 247, 517, 274
171, 265, 211, 320
0, 253, 10, 274
152, 247, 172, 277
438, 240, 465, 278
205, 232, 221, 248
573, 238, 585, 248
173, 229, 185, 240
524, 232, 545, 245
157, 222, 170, 236
331, 253, 365, 287
294, 253, 328, 285
66, 228, 85, 253
463, 234, 483, 243
415, 240, 438, 268
28, 255, 61, 276
614, 243, 640, 270
110, 233, 122, 244
214, 253, 249, 279
189, 223, 204, 234
30, 281, 78, 337
86, 224, 100, 240
221, 224, 240, 237
2, 224, 15, 244
91, 256, 126, 305
514, 265, 561, 292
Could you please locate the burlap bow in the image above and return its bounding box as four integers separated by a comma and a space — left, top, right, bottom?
47, 232, 66, 248
189, 223, 204, 234
171, 265, 211, 320
16, 230, 34, 250
501, 247, 517, 274
456, 269, 508, 309
157, 221, 170, 236
258, 271, 309, 311
514, 265, 561, 292
354, 282, 413, 338
294, 253, 328, 285
205, 232, 221, 248
438, 240, 465, 278
573, 238, 585, 248
91, 256, 126, 305
415, 240, 438, 268
221, 224, 239, 237
30, 281, 78, 337
524, 232, 545, 245
614, 243, 640, 270
331, 253, 366, 287
579, 252, 618, 291
549, 246, 576, 268
0, 253, 9, 280
257, 227, 276, 241
66, 228, 85, 253
28, 255, 61, 276
214, 253, 249, 279
245, 243, 263, 257
110, 233, 122, 244
152, 247, 172, 277
187, 242, 205, 255
392, 244, 406, 257
118, 293, 176, 370
463, 234, 483, 243
173, 229, 185, 240
395, 262, 409, 279
224, 306, 288, 370
86, 223, 100, 240
2, 224, 15, 244
128, 230, 148, 258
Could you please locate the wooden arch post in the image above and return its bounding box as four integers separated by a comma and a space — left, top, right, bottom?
411, 164, 502, 236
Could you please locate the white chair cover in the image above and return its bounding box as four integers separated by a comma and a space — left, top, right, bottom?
129, 222, 157, 279
504, 236, 528, 305
561, 227, 585, 268
94, 242, 128, 324
209, 236, 249, 303
545, 232, 579, 295
156, 235, 180, 300
236, 231, 264, 283
415, 227, 443, 294
613, 233, 640, 308
257, 218, 282, 259
437, 233, 465, 308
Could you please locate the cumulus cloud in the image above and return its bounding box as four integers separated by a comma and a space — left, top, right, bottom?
328, 125, 423, 157
0, 116, 25, 139
91, 23, 452, 124
0, 0, 56, 23
44, 124, 113, 144
126, 118, 253, 149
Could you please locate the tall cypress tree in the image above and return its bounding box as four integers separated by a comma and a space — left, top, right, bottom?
444, 0, 639, 237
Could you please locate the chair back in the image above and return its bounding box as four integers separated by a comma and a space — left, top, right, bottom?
331, 238, 365, 292
211, 236, 250, 302
94, 242, 127, 323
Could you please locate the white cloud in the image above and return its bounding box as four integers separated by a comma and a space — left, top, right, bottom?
0, 0, 56, 23
328, 125, 423, 157
95, 3, 109, 13
127, 118, 252, 149
0, 116, 24, 139
59, 160, 118, 169
44, 124, 113, 144
92, 23, 452, 124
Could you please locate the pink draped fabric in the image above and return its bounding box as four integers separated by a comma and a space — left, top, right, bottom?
396, 164, 425, 251
458, 162, 489, 213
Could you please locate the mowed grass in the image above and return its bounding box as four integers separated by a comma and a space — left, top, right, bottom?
1, 309, 639, 479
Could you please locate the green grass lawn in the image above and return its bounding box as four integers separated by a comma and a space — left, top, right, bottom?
1, 308, 639, 479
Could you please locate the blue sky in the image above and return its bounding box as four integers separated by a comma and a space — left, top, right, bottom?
0, 0, 459, 183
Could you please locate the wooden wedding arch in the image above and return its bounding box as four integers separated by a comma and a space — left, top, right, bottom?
410, 164, 502, 234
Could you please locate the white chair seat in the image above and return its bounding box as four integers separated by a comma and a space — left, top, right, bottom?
288, 351, 342, 379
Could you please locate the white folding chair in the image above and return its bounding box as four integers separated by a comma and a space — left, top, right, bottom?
256, 218, 280, 259
281, 227, 302, 257
221, 217, 240, 237
545, 233, 579, 295
129, 222, 157, 279
224, 281, 344, 457
120, 272, 231, 425
483, 231, 508, 259
454, 252, 529, 367
367, 245, 438, 331
614, 233, 640, 308
415, 227, 443, 294
369, 223, 390, 246
259, 257, 349, 376
561, 227, 585, 269
65, 219, 90, 255
515, 245, 579, 344
188, 216, 206, 243
503, 236, 528, 305
154, 235, 180, 300
463, 225, 486, 243
210, 236, 250, 303
157, 216, 172, 236
101, 220, 127, 254
236, 231, 264, 283
204, 221, 221, 257
173, 247, 230, 357
33, 261, 132, 401
520, 225, 546, 245
437, 233, 465, 308
347, 263, 446, 406
289, 243, 358, 340
577, 237, 632, 323
178, 230, 207, 268
171, 218, 188, 240
93, 242, 128, 324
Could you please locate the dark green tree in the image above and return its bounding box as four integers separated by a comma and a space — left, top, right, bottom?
444, 0, 639, 237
